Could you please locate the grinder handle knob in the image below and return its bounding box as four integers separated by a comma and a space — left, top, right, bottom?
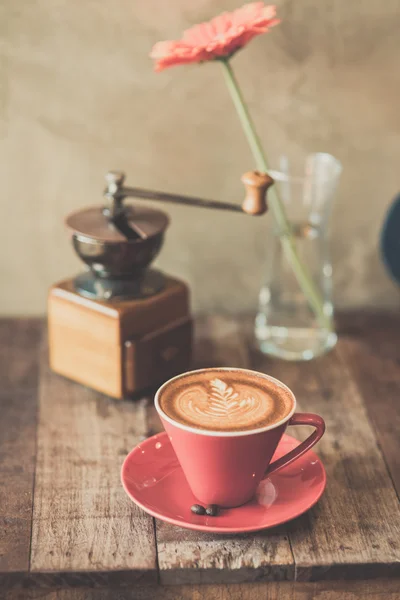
241, 171, 274, 216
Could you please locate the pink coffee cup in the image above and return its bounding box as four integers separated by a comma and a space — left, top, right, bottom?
155, 368, 325, 508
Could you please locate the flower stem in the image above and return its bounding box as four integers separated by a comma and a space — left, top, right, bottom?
220, 58, 332, 332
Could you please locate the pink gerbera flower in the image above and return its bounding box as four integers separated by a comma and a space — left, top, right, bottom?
150, 2, 279, 72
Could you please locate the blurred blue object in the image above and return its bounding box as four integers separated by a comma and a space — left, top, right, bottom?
381, 193, 400, 285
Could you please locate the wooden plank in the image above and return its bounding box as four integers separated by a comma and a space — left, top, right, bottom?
157, 522, 294, 585
4, 579, 400, 599
28, 344, 157, 587
0, 318, 42, 391
0, 319, 42, 576
0, 390, 37, 577
250, 332, 400, 581
156, 316, 295, 585
337, 312, 400, 497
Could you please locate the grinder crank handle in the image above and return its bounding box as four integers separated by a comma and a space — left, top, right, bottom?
104, 170, 273, 216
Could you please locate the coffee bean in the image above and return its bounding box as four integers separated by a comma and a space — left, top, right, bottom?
191, 504, 206, 515
205, 504, 219, 516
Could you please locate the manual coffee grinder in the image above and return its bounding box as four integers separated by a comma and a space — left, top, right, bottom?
48, 170, 273, 399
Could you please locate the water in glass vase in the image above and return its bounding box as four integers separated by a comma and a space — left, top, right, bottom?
255, 153, 342, 361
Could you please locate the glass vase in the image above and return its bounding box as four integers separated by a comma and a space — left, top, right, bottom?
254, 153, 342, 361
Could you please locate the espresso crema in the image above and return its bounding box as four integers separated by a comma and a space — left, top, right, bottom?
158, 369, 294, 432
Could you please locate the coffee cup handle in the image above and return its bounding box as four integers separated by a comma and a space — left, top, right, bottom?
264, 413, 325, 478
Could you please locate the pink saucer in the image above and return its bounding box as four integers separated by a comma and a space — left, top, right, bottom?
121, 432, 326, 533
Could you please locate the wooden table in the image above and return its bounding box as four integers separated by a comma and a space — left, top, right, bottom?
1, 314, 400, 600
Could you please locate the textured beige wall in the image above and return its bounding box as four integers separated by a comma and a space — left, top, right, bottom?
1, 0, 400, 315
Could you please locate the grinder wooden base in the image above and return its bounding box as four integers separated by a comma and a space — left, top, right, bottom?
48, 275, 192, 399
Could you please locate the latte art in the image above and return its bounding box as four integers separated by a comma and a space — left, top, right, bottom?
185, 378, 270, 423
158, 369, 294, 432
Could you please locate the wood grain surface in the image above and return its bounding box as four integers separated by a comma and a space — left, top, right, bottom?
0, 314, 399, 595
0, 319, 42, 580
4, 579, 400, 600
337, 313, 400, 497
29, 347, 157, 587
0, 318, 42, 391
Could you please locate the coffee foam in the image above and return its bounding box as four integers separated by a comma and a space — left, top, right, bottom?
158, 369, 293, 432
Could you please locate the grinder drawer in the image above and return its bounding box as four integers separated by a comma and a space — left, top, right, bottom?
123, 317, 192, 395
